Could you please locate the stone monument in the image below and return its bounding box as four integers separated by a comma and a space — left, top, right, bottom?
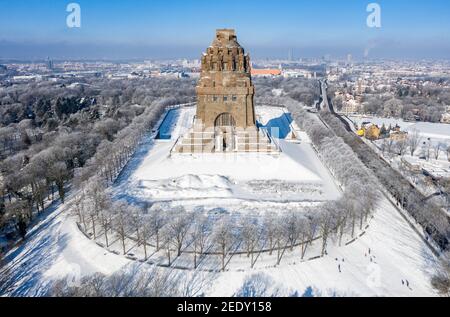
173, 29, 278, 154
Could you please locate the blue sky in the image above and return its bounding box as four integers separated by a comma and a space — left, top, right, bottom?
0, 0, 449, 59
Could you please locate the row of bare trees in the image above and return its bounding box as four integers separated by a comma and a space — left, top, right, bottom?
431, 251, 450, 297
70, 99, 379, 271
318, 108, 450, 250
0, 94, 169, 251
74, 191, 377, 272
73, 99, 167, 186
50, 263, 208, 297
380, 129, 450, 161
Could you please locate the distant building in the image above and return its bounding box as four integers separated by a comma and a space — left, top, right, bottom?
46, 57, 54, 70
342, 99, 360, 114
182, 59, 201, 68
364, 124, 381, 140
282, 70, 312, 78
288, 48, 294, 62
251, 68, 282, 77
390, 131, 408, 142
347, 54, 352, 65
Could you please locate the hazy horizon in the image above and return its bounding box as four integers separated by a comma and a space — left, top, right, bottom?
1, 0, 449, 60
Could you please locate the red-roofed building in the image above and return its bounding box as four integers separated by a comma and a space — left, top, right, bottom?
251, 68, 282, 77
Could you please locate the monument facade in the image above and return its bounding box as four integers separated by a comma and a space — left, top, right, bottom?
173, 29, 278, 154
196, 29, 256, 129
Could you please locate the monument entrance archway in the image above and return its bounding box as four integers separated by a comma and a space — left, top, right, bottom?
215, 113, 236, 152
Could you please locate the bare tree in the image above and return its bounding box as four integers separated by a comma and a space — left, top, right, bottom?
283, 213, 301, 252
112, 200, 129, 255
167, 208, 192, 257
426, 140, 432, 161
446, 143, 450, 162
87, 204, 97, 239
139, 215, 152, 261
190, 213, 210, 269
161, 225, 174, 266
239, 216, 260, 268
273, 217, 289, 265
332, 200, 349, 246
318, 206, 334, 256
49, 161, 69, 203
85, 177, 109, 218
408, 129, 422, 157
381, 139, 387, 155
433, 142, 445, 160
431, 252, 450, 297
128, 205, 143, 247
386, 138, 395, 156
262, 212, 277, 255
148, 204, 166, 251
297, 215, 311, 259
71, 191, 87, 231
395, 140, 408, 157
51, 264, 182, 297
212, 216, 234, 272
99, 209, 112, 247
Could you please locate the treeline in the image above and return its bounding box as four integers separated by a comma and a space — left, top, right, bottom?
361, 95, 446, 123
320, 110, 450, 250
285, 98, 380, 237
253, 77, 320, 106
50, 264, 204, 297
0, 77, 196, 255
333, 79, 450, 123
0, 77, 196, 127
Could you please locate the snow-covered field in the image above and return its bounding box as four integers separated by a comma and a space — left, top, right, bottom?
112, 106, 341, 215
0, 186, 438, 296
0, 106, 440, 297
349, 115, 450, 142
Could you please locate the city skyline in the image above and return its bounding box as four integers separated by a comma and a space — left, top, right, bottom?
0, 0, 450, 60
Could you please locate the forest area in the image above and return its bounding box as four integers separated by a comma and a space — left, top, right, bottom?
0, 77, 196, 256
0, 76, 318, 260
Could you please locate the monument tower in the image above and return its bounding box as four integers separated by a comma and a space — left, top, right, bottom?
196, 29, 256, 129
174, 29, 278, 154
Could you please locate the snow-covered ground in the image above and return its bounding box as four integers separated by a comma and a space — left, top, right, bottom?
0, 106, 439, 297
208, 198, 438, 297
112, 106, 341, 214
0, 187, 438, 296
349, 115, 450, 142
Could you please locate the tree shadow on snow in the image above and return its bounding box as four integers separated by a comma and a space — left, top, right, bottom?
0, 229, 69, 296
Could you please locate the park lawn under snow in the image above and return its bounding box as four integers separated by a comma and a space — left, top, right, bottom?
112, 106, 341, 214
0, 105, 439, 297
0, 185, 438, 296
